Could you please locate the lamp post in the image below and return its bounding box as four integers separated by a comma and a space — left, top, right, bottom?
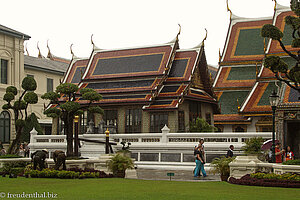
74, 115, 79, 157
269, 90, 279, 163
105, 128, 110, 154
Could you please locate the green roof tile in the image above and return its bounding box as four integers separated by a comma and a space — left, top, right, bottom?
257, 82, 282, 106
219, 91, 249, 114
227, 66, 257, 80
234, 28, 264, 56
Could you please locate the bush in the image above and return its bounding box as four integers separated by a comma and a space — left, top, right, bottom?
0, 154, 22, 159
282, 159, 300, 165
242, 137, 264, 155
211, 156, 235, 177
106, 154, 134, 176
24, 168, 113, 179
1, 161, 29, 175
229, 173, 300, 188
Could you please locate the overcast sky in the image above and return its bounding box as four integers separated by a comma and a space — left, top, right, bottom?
1, 0, 290, 66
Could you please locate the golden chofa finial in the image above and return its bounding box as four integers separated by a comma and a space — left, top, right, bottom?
47, 40, 53, 59
201, 28, 208, 47
37, 42, 43, 58
70, 43, 76, 59
226, 0, 232, 19
91, 34, 95, 47
177, 24, 181, 37
219, 48, 222, 63
272, 0, 277, 11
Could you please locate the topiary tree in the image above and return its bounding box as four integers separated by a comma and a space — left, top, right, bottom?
2, 77, 42, 154
42, 83, 103, 156
189, 117, 217, 132
261, 0, 300, 93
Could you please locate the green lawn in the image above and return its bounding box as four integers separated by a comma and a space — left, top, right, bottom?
0, 177, 299, 200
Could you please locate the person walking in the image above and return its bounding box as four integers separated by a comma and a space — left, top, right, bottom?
194, 145, 206, 178
226, 145, 234, 158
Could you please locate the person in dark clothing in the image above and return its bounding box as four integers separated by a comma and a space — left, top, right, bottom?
53, 150, 66, 170
226, 145, 234, 158
31, 149, 48, 170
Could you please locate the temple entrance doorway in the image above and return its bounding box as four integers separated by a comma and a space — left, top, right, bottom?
285, 121, 300, 159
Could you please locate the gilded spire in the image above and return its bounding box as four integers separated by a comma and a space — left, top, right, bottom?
226, 0, 232, 19
37, 42, 43, 58
219, 48, 222, 63
47, 40, 53, 59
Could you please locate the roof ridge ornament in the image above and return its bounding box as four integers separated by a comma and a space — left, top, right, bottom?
70, 44, 78, 60
272, 0, 277, 11
226, 0, 232, 19
91, 34, 101, 51
37, 42, 44, 58
168, 24, 181, 44
47, 40, 53, 59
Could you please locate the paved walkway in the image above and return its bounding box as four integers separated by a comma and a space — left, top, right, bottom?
136, 169, 221, 182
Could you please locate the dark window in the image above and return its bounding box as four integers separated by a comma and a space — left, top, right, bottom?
178, 111, 185, 132
47, 78, 53, 92
205, 113, 212, 125
125, 109, 142, 133
0, 59, 8, 84
189, 101, 201, 122
103, 110, 118, 129
150, 113, 168, 133
0, 111, 10, 143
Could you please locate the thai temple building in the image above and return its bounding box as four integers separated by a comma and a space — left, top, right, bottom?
53, 31, 219, 135
213, 2, 300, 157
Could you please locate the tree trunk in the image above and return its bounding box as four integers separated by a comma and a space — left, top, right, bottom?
7, 126, 22, 154
65, 116, 74, 157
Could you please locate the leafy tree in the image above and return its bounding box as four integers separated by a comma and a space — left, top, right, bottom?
2, 77, 42, 154
189, 117, 217, 132
261, 0, 300, 93
242, 137, 264, 155
42, 83, 103, 156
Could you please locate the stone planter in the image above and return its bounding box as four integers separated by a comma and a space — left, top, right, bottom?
229, 155, 263, 179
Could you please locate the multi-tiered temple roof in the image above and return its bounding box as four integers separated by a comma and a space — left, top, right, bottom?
214, 3, 300, 128
62, 34, 218, 112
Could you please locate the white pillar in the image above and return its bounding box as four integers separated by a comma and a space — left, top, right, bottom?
161, 125, 170, 143
30, 128, 38, 144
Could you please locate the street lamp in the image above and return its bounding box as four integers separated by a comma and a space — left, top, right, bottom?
269, 90, 279, 163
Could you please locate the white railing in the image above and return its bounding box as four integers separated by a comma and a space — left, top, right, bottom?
28, 126, 272, 163
28, 128, 67, 158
